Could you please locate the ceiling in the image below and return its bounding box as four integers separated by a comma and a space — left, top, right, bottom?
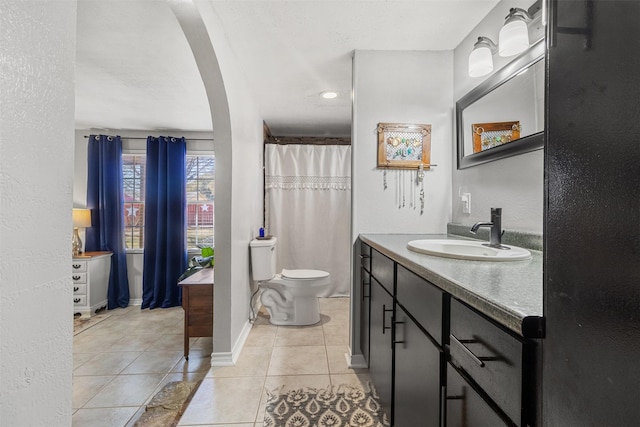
75, 0, 499, 137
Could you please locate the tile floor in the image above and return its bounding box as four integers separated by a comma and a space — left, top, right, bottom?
72, 305, 212, 427
73, 297, 370, 427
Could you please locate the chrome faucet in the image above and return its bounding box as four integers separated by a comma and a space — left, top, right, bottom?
470, 208, 508, 249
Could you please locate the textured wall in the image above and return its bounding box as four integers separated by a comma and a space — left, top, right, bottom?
452, 0, 544, 234
0, 1, 77, 425
171, 0, 265, 361
352, 50, 454, 237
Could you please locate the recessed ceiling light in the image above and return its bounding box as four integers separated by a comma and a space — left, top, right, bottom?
320, 91, 338, 99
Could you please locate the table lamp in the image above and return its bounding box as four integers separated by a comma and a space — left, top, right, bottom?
72, 208, 92, 257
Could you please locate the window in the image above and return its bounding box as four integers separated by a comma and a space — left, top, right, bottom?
121, 153, 214, 250
186, 155, 215, 249
123, 155, 146, 249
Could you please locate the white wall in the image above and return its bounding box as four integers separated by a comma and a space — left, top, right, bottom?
350, 49, 454, 363
452, 0, 544, 234
171, 0, 264, 361
352, 50, 454, 239
0, 1, 76, 425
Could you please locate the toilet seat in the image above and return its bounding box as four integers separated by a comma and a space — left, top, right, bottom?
281, 269, 329, 280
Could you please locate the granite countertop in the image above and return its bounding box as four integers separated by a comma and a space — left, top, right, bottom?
360, 233, 544, 338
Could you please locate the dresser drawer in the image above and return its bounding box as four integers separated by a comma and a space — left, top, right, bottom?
73, 283, 87, 295
449, 299, 523, 425
73, 295, 87, 306
71, 261, 88, 273
71, 273, 87, 284
371, 249, 394, 293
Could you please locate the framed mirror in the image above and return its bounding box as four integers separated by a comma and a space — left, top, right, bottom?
457, 39, 545, 169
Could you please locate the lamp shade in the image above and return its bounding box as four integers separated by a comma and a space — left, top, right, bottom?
499, 19, 530, 57
72, 208, 92, 228
468, 45, 494, 77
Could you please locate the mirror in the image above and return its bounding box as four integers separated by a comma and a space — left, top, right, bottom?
457, 39, 545, 169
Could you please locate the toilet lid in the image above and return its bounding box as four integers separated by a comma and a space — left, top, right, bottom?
281, 269, 329, 280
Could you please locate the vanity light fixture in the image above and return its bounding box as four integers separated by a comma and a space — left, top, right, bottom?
468, 36, 498, 78
320, 91, 338, 99
499, 7, 535, 57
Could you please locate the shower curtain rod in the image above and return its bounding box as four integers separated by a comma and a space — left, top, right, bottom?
83, 135, 214, 141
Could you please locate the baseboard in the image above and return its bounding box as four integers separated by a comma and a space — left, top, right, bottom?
210, 317, 253, 367
211, 352, 235, 367
129, 298, 142, 306
347, 350, 368, 369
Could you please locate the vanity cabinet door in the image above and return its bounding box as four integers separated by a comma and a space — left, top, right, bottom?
394, 306, 443, 427
446, 363, 510, 427
360, 268, 371, 365
369, 277, 394, 419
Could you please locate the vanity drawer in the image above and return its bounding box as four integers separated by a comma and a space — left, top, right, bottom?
71, 261, 88, 273
360, 242, 371, 272
396, 265, 443, 345
73, 283, 87, 295
72, 273, 87, 284
73, 295, 87, 306
371, 249, 394, 293
449, 299, 523, 425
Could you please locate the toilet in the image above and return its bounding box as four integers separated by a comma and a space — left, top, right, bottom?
250, 237, 331, 326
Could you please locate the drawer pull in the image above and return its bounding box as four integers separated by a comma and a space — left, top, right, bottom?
359, 254, 370, 259
72, 275, 81, 281
72, 264, 82, 269
450, 335, 486, 367
362, 281, 371, 300
393, 319, 405, 345
382, 304, 393, 333
74, 298, 80, 303
74, 286, 79, 292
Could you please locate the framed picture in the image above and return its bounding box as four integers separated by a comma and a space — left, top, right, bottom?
472, 121, 521, 153
377, 122, 432, 169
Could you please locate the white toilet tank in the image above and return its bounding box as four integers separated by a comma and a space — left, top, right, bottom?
249, 237, 277, 281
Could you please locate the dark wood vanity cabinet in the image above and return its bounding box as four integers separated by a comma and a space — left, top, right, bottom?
360, 242, 371, 365
394, 306, 442, 427
367, 247, 396, 417
447, 298, 539, 426
361, 245, 445, 426
369, 276, 394, 417
394, 265, 445, 427
446, 363, 510, 427
358, 239, 540, 427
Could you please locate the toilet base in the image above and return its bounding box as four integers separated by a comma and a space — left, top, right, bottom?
260, 291, 321, 326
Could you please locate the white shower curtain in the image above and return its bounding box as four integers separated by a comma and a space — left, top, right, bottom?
265, 144, 351, 297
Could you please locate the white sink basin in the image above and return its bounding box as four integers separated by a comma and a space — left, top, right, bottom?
407, 239, 531, 261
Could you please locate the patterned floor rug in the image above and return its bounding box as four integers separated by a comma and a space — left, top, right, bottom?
264, 383, 390, 427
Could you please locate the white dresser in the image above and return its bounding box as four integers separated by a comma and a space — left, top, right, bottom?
72, 251, 112, 317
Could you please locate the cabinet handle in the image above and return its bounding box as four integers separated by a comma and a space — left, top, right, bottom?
359, 254, 370, 259
450, 335, 486, 367
74, 298, 80, 303
393, 319, 405, 345
74, 286, 79, 292
362, 281, 371, 300
72, 264, 81, 269
382, 304, 393, 334
72, 275, 81, 281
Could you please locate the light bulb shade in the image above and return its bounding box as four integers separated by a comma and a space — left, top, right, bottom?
73, 208, 92, 228
468, 45, 494, 77
499, 19, 530, 57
